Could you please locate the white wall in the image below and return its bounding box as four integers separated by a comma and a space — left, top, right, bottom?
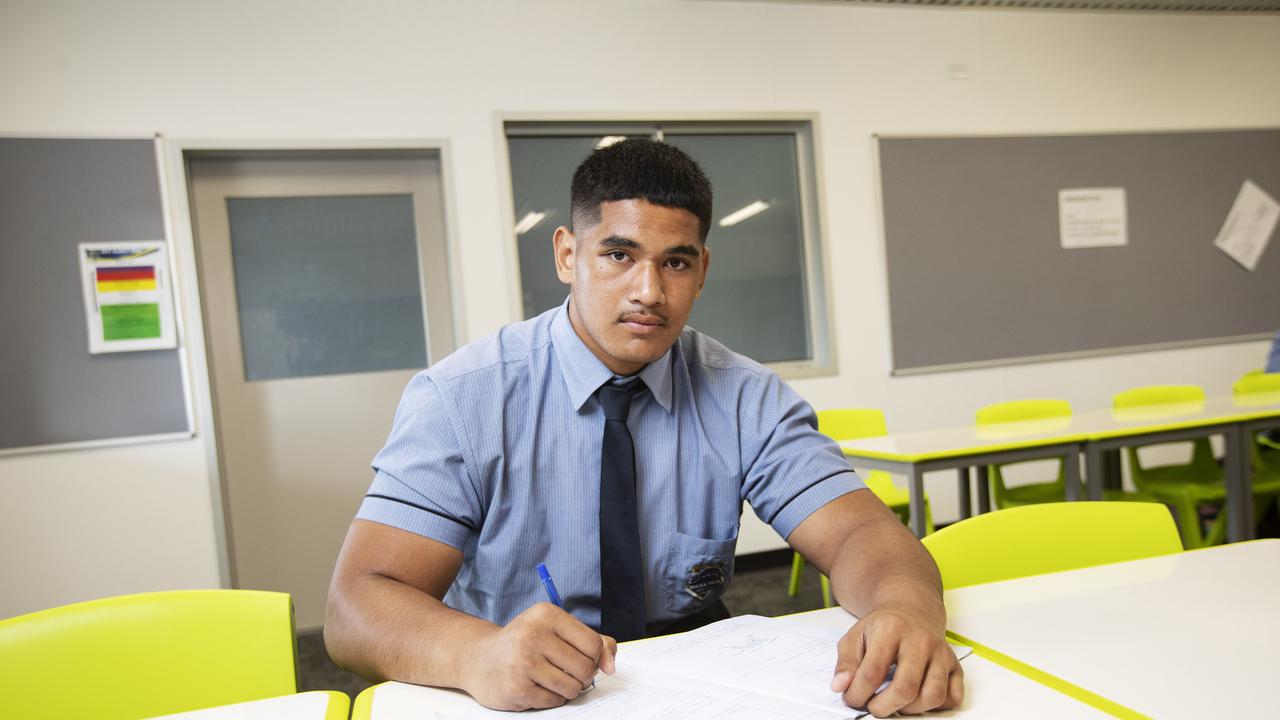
2, 0, 1277, 617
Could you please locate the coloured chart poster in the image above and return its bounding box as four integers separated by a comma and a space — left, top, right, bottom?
77, 241, 177, 354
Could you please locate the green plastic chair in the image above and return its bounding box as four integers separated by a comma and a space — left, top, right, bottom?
1233, 372, 1280, 523
976, 398, 1159, 509
1235, 371, 1280, 463
352, 684, 379, 720
1112, 385, 1232, 549
921, 501, 1182, 589
976, 399, 1077, 508
0, 589, 302, 719
788, 409, 935, 608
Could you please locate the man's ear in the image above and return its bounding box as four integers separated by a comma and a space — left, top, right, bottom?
696, 245, 711, 298
553, 226, 576, 285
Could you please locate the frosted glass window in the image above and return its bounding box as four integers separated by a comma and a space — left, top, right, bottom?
507, 124, 826, 369
226, 194, 427, 381
666, 133, 810, 364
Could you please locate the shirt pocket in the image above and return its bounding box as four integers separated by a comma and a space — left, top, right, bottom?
661, 530, 737, 616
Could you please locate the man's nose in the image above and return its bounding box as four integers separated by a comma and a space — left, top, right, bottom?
629, 262, 665, 307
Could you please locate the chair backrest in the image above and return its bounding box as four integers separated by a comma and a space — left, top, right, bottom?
1112, 384, 1215, 473
1112, 384, 1205, 408
973, 400, 1073, 507
921, 502, 1182, 589
351, 684, 380, 720
0, 589, 297, 720
975, 398, 1072, 426
816, 408, 887, 441
817, 408, 893, 493
1234, 371, 1280, 396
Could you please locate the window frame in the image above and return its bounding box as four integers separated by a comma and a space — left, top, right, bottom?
500, 116, 837, 379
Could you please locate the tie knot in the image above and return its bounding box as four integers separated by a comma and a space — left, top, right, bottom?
597, 378, 645, 422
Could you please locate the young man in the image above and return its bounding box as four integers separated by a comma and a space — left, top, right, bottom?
325, 139, 963, 717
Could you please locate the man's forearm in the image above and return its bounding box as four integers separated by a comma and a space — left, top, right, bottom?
827, 514, 946, 631
325, 572, 498, 688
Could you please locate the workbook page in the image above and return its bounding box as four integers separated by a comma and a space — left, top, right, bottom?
436, 667, 855, 720
623, 614, 859, 715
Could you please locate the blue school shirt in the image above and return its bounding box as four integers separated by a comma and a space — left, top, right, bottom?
356, 300, 863, 628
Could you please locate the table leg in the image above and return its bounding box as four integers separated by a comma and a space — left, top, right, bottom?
1085, 444, 1104, 501
1105, 449, 1123, 491
1224, 426, 1253, 543
976, 465, 991, 514
1063, 446, 1080, 501
908, 465, 926, 537
957, 467, 972, 519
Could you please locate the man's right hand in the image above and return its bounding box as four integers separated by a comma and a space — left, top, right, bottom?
462, 602, 618, 711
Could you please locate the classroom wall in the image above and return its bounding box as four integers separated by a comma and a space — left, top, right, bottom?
2, 0, 1278, 618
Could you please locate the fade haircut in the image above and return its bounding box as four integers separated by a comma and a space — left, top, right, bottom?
570, 138, 714, 243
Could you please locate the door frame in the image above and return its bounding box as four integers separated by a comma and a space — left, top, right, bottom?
164, 138, 464, 587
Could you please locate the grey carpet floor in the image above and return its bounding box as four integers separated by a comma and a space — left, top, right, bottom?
297, 558, 824, 698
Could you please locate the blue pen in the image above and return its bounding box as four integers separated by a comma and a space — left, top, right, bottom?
536, 563, 596, 690
536, 563, 564, 606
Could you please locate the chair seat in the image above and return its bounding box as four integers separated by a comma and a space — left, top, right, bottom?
1100, 489, 1160, 503
999, 482, 1072, 507
1140, 477, 1227, 504
864, 470, 911, 509
1247, 467, 1280, 496
1135, 464, 1223, 488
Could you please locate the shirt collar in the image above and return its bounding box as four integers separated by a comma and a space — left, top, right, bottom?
550, 298, 674, 414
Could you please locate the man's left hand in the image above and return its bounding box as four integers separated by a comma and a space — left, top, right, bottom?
829, 607, 964, 717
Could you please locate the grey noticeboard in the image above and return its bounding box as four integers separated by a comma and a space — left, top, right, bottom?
878, 129, 1280, 374
0, 137, 190, 452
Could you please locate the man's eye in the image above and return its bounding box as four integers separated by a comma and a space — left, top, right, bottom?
666, 258, 689, 270
608, 251, 629, 262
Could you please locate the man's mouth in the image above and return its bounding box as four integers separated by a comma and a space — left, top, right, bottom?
620, 313, 665, 333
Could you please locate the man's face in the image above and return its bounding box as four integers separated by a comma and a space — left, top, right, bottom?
554, 199, 711, 376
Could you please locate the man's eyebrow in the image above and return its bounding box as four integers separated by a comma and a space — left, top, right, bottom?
667, 244, 701, 257
600, 235, 641, 250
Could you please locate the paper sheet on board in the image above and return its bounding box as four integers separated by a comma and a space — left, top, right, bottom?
1213, 179, 1279, 272
1058, 187, 1128, 249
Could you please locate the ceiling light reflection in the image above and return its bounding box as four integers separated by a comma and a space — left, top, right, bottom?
718, 200, 770, 228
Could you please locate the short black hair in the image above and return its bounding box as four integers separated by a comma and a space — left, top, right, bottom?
570, 138, 714, 242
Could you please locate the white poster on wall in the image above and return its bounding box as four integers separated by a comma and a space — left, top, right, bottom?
78, 241, 178, 354
1058, 187, 1128, 249
1213, 179, 1279, 272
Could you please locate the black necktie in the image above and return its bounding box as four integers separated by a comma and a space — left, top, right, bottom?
597, 378, 647, 642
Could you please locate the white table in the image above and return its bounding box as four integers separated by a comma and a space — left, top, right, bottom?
839, 393, 1280, 541
360, 608, 1109, 719
146, 690, 347, 719
945, 539, 1280, 719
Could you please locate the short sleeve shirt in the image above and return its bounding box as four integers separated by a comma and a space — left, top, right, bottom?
356, 300, 864, 628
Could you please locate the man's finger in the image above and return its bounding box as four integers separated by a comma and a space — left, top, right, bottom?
867, 653, 924, 717
550, 609, 607, 664
945, 661, 965, 709
842, 634, 896, 708
830, 629, 867, 693
528, 657, 587, 703
599, 634, 618, 674
516, 678, 570, 711
541, 637, 599, 687
896, 659, 953, 715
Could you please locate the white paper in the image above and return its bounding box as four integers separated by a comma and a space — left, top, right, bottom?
1058, 187, 1129, 249
1213, 179, 1279, 272
77, 241, 178, 354
440, 613, 972, 720
438, 673, 826, 720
